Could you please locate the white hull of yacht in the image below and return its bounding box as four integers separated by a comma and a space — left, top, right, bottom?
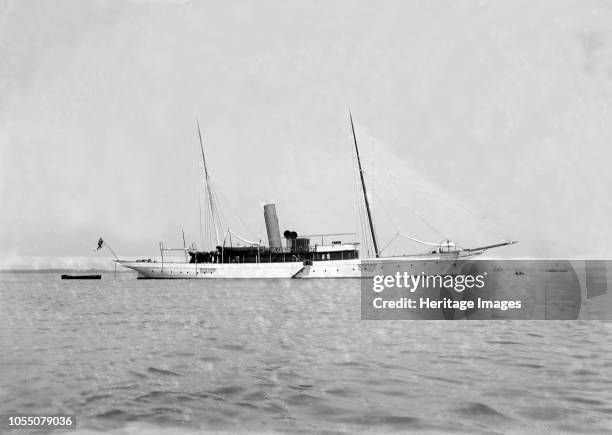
118, 260, 305, 279
118, 252, 478, 279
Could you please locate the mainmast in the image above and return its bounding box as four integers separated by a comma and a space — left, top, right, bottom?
350, 112, 379, 257
197, 120, 221, 247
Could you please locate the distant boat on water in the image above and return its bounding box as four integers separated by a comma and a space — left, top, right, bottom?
61, 274, 102, 280
113, 114, 516, 279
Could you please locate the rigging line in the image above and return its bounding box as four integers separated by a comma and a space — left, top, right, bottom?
397, 233, 442, 246
207, 181, 221, 245
201, 177, 222, 250
354, 144, 372, 257
222, 228, 230, 247
208, 184, 231, 238
206, 180, 228, 227
199, 184, 209, 249
208, 179, 256, 240
198, 193, 203, 249
358, 165, 372, 256
378, 233, 398, 255
199, 168, 225, 234
350, 149, 362, 249
228, 230, 260, 246
207, 189, 227, 246
378, 232, 443, 255
363, 169, 449, 240
350, 111, 379, 257
374, 185, 400, 234
372, 191, 409, 256
252, 221, 265, 245
196, 120, 210, 179
349, 121, 450, 247
357, 128, 448, 238
199, 181, 212, 247
380, 234, 440, 256
366, 157, 476, 241
355, 185, 369, 257
350, 132, 371, 258
197, 120, 221, 246
351, 132, 451, 241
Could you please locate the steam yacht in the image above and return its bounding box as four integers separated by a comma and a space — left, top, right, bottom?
115, 115, 516, 279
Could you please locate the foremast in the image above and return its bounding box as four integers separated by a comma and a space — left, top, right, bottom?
197, 120, 223, 249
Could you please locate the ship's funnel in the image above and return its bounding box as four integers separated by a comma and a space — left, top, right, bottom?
264, 203, 282, 249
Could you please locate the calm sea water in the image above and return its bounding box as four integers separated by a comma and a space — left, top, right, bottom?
1, 271, 611, 434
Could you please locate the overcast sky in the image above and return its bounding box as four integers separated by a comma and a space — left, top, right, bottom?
2, 0, 612, 267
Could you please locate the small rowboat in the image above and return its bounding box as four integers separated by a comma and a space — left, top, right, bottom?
61, 274, 101, 280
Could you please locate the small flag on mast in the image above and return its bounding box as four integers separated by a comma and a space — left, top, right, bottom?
93, 237, 118, 259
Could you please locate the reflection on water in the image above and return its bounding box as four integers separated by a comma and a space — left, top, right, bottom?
1, 272, 611, 433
